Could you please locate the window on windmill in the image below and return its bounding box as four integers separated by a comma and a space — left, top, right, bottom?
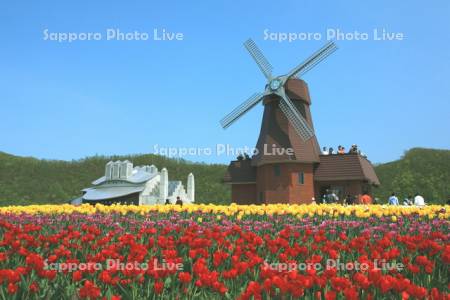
273, 165, 281, 177
298, 172, 304, 185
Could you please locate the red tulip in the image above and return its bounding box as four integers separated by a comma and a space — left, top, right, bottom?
72, 270, 82, 282
7, 283, 18, 295
178, 272, 191, 284
154, 281, 164, 294
78, 280, 101, 299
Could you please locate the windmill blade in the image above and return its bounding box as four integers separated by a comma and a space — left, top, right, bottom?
279, 93, 315, 141
220, 92, 265, 129
294, 44, 338, 78
244, 39, 273, 80
286, 41, 337, 79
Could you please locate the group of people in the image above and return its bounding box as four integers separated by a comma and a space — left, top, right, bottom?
236, 153, 252, 161
319, 190, 428, 206
320, 190, 373, 205
322, 144, 366, 157
388, 192, 426, 206
165, 196, 184, 206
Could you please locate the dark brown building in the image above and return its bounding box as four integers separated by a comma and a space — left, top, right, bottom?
223, 78, 380, 204
224, 153, 380, 204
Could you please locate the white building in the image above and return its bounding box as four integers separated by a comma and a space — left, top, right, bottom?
80, 161, 195, 205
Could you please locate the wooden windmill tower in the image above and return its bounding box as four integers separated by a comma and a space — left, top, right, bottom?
221, 39, 337, 204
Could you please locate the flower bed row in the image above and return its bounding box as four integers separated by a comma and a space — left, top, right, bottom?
0, 204, 448, 299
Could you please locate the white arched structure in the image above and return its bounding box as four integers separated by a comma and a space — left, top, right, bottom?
81, 161, 195, 205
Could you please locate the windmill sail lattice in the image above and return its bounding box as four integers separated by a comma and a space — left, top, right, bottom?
243, 39, 273, 80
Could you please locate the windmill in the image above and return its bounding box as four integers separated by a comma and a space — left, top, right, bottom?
221, 39, 338, 204
220, 39, 337, 141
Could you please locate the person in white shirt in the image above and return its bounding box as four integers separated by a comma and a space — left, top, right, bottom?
322, 147, 329, 155
388, 193, 399, 205
414, 193, 425, 206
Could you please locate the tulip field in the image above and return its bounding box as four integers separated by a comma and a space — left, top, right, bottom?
0, 204, 449, 300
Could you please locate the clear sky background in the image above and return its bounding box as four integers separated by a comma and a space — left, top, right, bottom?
1, 0, 449, 164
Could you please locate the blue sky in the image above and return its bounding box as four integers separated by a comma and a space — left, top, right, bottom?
0, 0, 449, 164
